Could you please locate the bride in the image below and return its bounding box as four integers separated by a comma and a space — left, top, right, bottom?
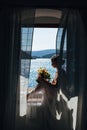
27, 55, 66, 108
26, 55, 71, 130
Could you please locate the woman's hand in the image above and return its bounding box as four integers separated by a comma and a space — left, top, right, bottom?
51, 79, 57, 85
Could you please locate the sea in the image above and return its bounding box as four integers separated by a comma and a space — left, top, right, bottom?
28, 58, 57, 88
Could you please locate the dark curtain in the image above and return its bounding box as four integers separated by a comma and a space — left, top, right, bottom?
0, 7, 21, 130
56, 9, 86, 130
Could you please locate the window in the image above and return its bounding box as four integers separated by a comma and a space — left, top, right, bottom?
16, 9, 79, 130
20, 27, 58, 116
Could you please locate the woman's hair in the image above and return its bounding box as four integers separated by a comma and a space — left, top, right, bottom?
51, 55, 65, 65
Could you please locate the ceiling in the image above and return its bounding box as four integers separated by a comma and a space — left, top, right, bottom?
21, 9, 62, 27
0, 0, 87, 8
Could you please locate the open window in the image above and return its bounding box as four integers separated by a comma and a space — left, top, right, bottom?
19, 8, 62, 116
15, 8, 81, 130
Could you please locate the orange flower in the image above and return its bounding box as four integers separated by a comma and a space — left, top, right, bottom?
37, 67, 50, 80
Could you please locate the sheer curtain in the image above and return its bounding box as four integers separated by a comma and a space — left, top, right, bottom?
56, 9, 86, 130
15, 8, 36, 130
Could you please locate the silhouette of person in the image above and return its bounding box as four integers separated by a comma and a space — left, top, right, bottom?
27, 54, 66, 101
26, 55, 73, 130
27, 55, 67, 110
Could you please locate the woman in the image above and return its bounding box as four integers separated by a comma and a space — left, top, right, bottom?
27, 55, 66, 115
35, 54, 66, 92
27, 55, 65, 99
35, 54, 66, 115
27, 55, 71, 130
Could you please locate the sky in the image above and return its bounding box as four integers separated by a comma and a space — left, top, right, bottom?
32, 28, 58, 51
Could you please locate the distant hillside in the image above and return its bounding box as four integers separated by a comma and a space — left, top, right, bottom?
32, 49, 56, 57
42, 53, 55, 58
21, 49, 66, 59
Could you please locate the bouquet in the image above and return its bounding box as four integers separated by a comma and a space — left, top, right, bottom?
37, 67, 50, 81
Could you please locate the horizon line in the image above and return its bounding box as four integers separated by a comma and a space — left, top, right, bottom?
32, 48, 56, 51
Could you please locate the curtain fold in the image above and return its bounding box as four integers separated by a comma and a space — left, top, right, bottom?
56, 9, 86, 97
56, 9, 86, 130
0, 7, 21, 130
15, 8, 36, 130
